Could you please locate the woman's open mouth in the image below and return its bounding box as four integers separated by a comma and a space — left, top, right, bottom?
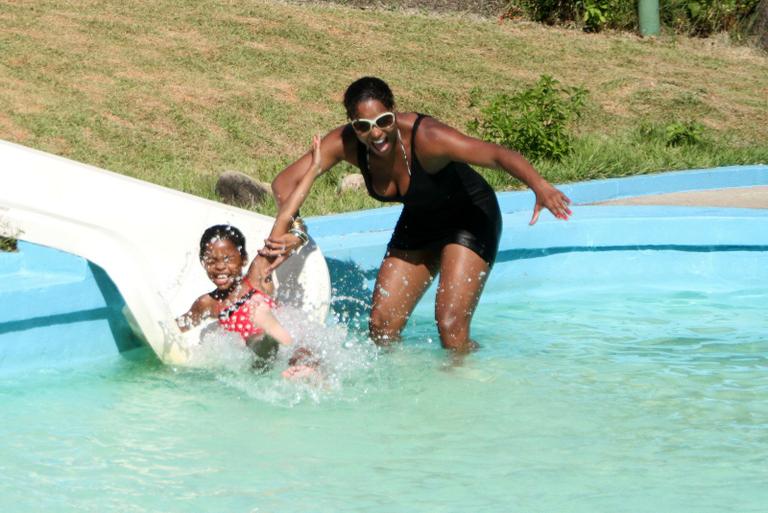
370, 136, 390, 154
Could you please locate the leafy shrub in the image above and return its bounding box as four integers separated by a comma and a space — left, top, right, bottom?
0, 236, 18, 252
512, 0, 579, 25
507, 0, 637, 31
664, 121, 706, 146
581, 0, 638, 32
661, 0, 760, 37
506, 0, 758, 35
0, 221, 20, 252
639, 120, 707, 147
468, 75, 587, 161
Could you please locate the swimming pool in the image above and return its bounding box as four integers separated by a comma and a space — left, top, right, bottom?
2, 246, 765, 512
2, 167, 767, 512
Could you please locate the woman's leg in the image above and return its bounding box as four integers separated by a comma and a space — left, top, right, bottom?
369, 248, 439, 346
434, 244, 491, 352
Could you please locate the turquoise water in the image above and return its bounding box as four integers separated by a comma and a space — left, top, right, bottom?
1, 250, 766, 512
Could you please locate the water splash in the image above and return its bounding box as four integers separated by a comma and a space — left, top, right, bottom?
177, 306, 379, 406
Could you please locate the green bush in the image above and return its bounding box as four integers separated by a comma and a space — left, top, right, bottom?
507, 0, 758, 35
662, 0, 760, 37
512, 0, 579, 25
0, 236, 18, 253
508, 0, 637, 31
468, 75, 587, 161
638, 120, 708, 147
664, 121, 706, 146
581, 0, 638, 32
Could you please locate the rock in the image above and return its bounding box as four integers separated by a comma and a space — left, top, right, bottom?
216, 170, 271, 208
754, 0, 768, 52
338, 173, 366, 193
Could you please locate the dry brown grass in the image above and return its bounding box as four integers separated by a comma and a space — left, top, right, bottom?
0, 0, 766, 213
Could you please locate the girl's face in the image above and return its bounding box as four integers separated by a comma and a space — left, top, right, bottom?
201, 238, 245, 291
351, 98, 397, 157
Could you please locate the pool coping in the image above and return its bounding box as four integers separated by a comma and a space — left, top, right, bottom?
307, 164, 768, 238
307, 165, 768, 269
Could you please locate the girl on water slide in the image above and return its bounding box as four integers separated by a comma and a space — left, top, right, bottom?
176, 136, 323, 376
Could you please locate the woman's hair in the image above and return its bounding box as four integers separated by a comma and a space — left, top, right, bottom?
199, 224, 248, 261
343, 76, 395, 119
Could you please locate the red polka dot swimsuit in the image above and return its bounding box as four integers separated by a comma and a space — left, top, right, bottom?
217, 278, 276, 340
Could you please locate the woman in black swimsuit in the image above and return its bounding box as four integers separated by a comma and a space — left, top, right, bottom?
264, 77, 571, 352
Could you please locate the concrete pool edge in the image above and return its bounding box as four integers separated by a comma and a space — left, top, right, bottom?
307, 165, 768, 271
306, 164, 768, 239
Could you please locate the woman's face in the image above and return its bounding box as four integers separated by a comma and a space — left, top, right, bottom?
201, 238, 245, 291
351, 99, 397, 157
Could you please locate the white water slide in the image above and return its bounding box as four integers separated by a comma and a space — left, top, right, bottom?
0, 140, 331, 364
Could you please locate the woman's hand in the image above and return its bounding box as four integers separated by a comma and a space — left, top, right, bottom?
258, 135, 323, 272
258, 233, 303, 272
530, 182, 572, 225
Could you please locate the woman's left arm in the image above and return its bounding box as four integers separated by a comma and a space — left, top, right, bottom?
419, 118, 572, 225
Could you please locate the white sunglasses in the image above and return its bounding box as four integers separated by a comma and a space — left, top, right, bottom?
351, 112, 396, 134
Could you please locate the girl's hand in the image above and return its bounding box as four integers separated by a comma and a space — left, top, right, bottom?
282, 364, 318, 380
530, 183, 572, 225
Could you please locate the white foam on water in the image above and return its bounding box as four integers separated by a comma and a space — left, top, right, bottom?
183, 322, 256, 372
179, 305, 379, 406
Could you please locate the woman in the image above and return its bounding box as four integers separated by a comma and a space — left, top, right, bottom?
263, 77, 571, 352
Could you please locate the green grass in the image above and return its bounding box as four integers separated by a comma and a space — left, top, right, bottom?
1, 0, 767, 216
0, 237, 17, 252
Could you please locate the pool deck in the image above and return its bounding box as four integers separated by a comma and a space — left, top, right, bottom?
592, 186, 768, 209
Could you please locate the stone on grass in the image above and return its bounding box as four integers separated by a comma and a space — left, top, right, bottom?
338, 173, 365, 193
755, 0, 768, 52
216, 170, 271, 208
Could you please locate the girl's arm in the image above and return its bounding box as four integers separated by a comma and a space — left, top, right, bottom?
248, 299, 293, 345
175, 295, 215, 332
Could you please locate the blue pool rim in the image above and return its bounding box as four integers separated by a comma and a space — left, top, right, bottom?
2, 165, 766, 374
308, 165, 768, 271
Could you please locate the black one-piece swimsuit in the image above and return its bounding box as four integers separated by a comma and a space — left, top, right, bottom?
357, 114, 502, 265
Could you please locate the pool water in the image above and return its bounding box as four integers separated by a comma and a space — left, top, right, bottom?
1, 250, 766, 513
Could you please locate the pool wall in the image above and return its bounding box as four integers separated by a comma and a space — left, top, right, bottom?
0, 242, 145, 374
1, 165, 766, 372
307, 165, 768, 315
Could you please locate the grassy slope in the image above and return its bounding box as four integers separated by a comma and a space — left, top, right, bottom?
1, 0, 767, 215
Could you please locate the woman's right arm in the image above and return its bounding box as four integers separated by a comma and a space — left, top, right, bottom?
269, 135, 324, 239
261, 127, 349, 260
271, 126, 347, 211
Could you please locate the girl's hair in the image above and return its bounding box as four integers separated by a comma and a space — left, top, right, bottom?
343, 76, 395, 119
199, 224, 248, 261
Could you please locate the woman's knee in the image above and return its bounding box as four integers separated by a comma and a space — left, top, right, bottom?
368, 307, 403, 341
435, 308, 471, 342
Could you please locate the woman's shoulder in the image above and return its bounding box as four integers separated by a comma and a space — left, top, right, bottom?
411, 113, 456, 147
412, 113, 449, 130
397, 111, 419, 123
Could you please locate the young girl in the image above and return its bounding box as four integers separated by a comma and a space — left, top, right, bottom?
177, 136, 323, 375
